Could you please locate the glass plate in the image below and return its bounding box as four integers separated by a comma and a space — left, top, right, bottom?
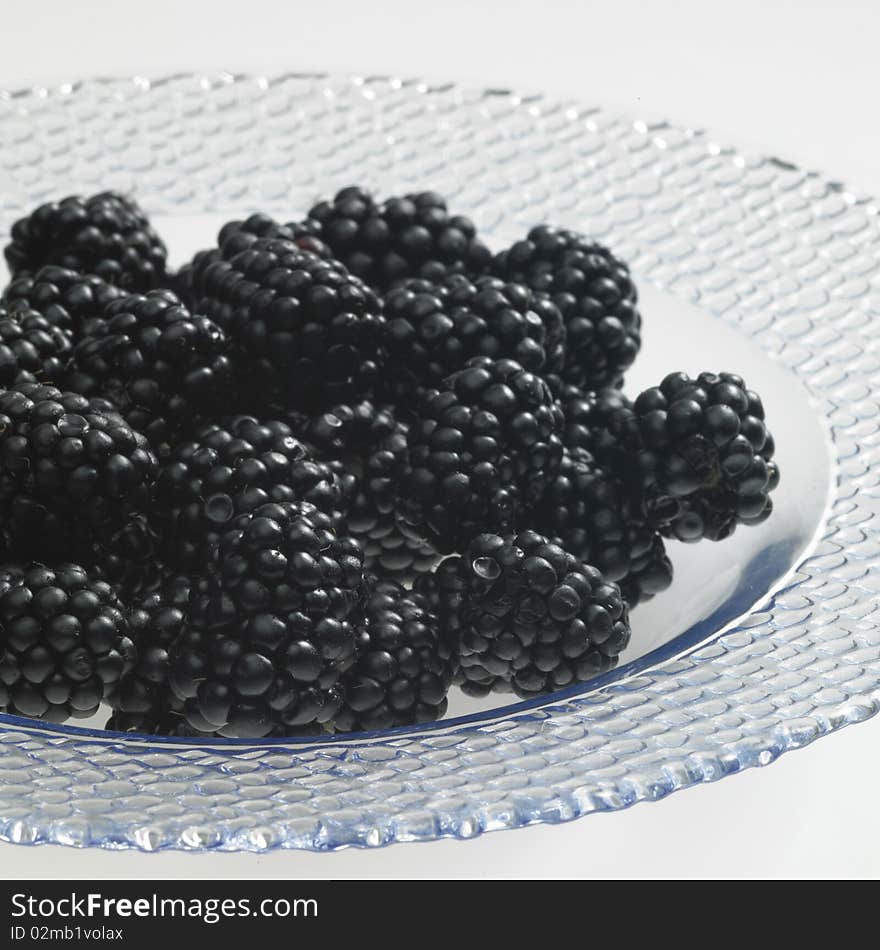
0, 72, 875, 852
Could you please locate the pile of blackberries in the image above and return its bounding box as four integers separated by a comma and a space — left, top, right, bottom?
0, 187, 779, 738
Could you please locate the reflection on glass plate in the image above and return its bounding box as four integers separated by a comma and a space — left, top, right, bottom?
0, 73, 875, 853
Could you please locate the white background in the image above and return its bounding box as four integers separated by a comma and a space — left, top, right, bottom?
1, 0, 879, 879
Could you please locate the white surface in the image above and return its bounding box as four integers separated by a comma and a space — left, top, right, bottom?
1, 0, 879, 879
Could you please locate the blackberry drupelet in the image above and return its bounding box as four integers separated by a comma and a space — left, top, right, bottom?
5, 192, 168, 291
383, 275, 565, 399
597, 371, 780, 542
0, 306, 71, 387
195, 238, 386, 409
0, 563, 135, 721
303, 399, 438, 574
398, 357, 564, 553
154, 415, 353, 574
0, 382, 158, 560
334, 578, 456, 732
168, 501, 364, 737
3, 266, 125, 340
64, 289, 234, 452
308, 186, 491, 291
493, 226, 641, 389
452, 531, 630, 698
530, 446, 672, 607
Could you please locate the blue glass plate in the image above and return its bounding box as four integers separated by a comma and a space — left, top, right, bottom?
0, 72, 873, 852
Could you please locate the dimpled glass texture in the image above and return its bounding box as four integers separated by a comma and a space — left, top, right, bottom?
0, 72, 878, 853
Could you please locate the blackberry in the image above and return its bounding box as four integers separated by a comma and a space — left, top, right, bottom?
105, 578, 192, 725
0, 305, 71, 386
63, 289, 234, 451
618, 534, 673, 609
3, 266, 125, 340
383, 275, 565, 400
0, 382, 158, 560
168, 501, 364, 737
303, 399, 438, 574
530, 446, 672, 606
308, 187, 491, 291
0, 563, 134, 721
88, 514, 162, 601
216, 212, 330, 259
173, 214, 331, 312
493, 226, 641, 389
597, 371, 779, 542
398, 357, 564, 552
5, 192, 168, 291
334, 578, 456, 732
171, 248, 222, 312
552, 381, 632, 454
537, 384, 672, 607
195, 238, 386, 409
452, 531, 630, 698
154, 415, 353, 574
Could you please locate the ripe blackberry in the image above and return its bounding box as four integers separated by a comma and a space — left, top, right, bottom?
597, 371, 779, 542
88, 515, 161, 601
154, 415, 353, 574
173, 214, 331, 312
195, 238, 385, 409
0, 305, 71, 387
0, 563, 134, 721
618, 534, 673, 609
0, 382, 158, 560
303, 399, 437, 574
452, 531, 630, 698
530, 446, 672, 606
551, 381, 632, 454
105, 577, 191, 725
413, 556, 466, 651
168, 501, 364, 737
216, 212, 330, 259
493, 226, 641, 389
3, 266, 125, 340
334, 578, 456, 732
5, 192, 168, 291
383, 275, 565, 400
171, 248, 222, 312
398, 357, 564, 552
63, 289, 234, 451
308, 186, 491, 291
